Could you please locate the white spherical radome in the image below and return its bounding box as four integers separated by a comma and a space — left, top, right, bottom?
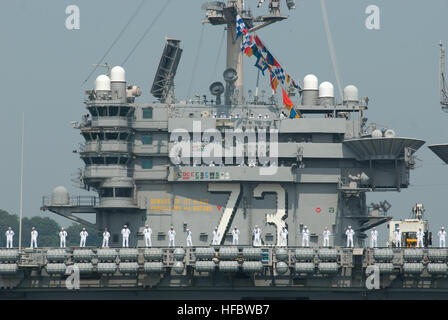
95, 75, 111, 91
110, 66, 126, 82
318, 81, 334, 98
303, 74, 318, 90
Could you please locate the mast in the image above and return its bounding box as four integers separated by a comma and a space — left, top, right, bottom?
225, 0, 244, 105
439, 41, 448, 111
203, 0, 292, 105
19, 112, 24, 251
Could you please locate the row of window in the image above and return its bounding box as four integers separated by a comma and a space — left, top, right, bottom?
87, 106, 153, 118
100, 187, 133, 198
82, 157, 130, 165
88, 106, 132, 117
82, 157, 153, 169
82, 132, 131, 141
82, 132, 153, 144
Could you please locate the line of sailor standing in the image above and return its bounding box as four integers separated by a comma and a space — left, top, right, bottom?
4, 225, 448, 249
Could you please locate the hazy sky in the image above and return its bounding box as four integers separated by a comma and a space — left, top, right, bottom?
1, 0, 448, 242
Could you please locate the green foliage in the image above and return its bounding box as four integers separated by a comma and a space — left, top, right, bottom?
0, 209, 19, 247
0, 209, 101, 248
22, 216, 60, 247
65, 224, 102, 247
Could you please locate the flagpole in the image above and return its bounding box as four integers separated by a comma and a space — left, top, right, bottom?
320, 0, 343, 100
19, 112, 24, 251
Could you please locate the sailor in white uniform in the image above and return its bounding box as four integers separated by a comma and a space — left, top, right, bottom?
121, 225, 131, 248
416, 228, 424, 248
323, 227, 331, 247
80, 228, 88, 247
102, 228, 110, 248
232, 226, 240, 245
212, 227, 220, 245
143, 225, 152, 247
280, 227, 288, 247
370, 227, 378, 248
302, 226, 310, 247
439, 227, 446, 248
186, 229, 193, 247
253, 226, 262, 246
394, 228, 402, 248
59, 228, 68, 248
346, 226, 355, 248
168, 226, 176, 247
5, 227, 14, 248
30, 227, 38, 248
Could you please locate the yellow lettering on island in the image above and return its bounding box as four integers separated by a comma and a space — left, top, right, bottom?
149, 198, 212, 212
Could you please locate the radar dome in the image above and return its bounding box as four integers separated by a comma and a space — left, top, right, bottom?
371, 129, 383, 138
51, 186, 70, 205
303, 74, 318, 90
318, 81, 334, 98
343, 85, 358, 102
95, 75, 111, 91
384, 129, 396, 138
110, 66, 126, 82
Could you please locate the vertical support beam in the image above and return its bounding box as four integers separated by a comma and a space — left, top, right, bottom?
225, 0, 244, 105
19, 112, 24, 251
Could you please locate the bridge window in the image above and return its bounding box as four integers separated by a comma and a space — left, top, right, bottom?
142, 135, 153, 145
119, 157, 129, 165
142, 158, 153, 169
109, 106, 119, 117
88, 107, 98, 117
97, 107, 107, 117
106, 157, 118, 165
120, 107, 130, 117
105, 132, 119, 140
91, 157, 105, 165
100, 188, 114, 198
143, 108, 153, 119
120, 132, 129, 140
115, 188, 132, 198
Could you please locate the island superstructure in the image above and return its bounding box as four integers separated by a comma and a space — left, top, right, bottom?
0, 1, 437, 300
41, 0, 424, 248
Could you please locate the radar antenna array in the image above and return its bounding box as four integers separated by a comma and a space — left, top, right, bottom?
150, 38, 183, 103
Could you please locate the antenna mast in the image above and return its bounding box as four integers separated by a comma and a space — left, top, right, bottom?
203, 0, 294, 105
439, 41, 448, 112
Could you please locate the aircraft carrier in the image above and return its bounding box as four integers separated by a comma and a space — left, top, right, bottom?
4, 0, 448, 300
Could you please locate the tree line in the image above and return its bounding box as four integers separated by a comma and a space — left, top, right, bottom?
0, 209, 101, 247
